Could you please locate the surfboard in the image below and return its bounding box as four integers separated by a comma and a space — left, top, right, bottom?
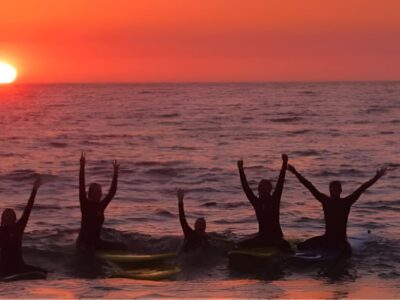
110, 266, 181, 281
98, 252, 177, 263
228, 246, 288, 270
291, 248, 352, 278
291, 249, 343, 264
1, 271, 47, 282
97, 252, 177, 269
229, 247, 280, 258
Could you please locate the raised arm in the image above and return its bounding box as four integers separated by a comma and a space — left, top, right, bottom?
79, 152, 87, 206
273, 154, 288, 200
237, 160, 258, 206
18, 178, 41, 230
288, 165, 328, 202
178, 189, 192, 238
345, 167, 387, 205
101, 160, 119, 210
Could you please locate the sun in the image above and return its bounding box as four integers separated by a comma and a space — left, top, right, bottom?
0, 62, 18, 84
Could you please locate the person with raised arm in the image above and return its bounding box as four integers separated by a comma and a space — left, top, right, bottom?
237, 154, 291, 250
288, 164, 387, 255
77, 152, 122, 253
177, 189, 209, 252
0, 178, 46, 277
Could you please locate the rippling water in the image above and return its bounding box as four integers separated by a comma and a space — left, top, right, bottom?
0, 82, 399, 298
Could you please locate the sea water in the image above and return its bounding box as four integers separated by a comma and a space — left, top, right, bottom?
0, 82, 399, 298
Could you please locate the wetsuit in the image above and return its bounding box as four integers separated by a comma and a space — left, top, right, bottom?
77, 162, 120, 253
0, 187, 46, 276
179, 200, 209, 252
238, 160, 291, 250
292, 169, 383, 256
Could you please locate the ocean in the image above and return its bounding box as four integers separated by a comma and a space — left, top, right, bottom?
0, 82, 399, 298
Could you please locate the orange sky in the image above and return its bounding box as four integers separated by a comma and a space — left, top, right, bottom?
1, 0, 400, 83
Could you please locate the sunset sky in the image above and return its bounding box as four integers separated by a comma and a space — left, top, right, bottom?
1, 0, 400, 83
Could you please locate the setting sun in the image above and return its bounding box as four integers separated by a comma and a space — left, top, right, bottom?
0, 62, 17, 84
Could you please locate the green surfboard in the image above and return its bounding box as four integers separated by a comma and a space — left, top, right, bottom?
111, 266, 181, 281
228, 247, 288, 271
229, 247, 280, 258
97, 252, 178, 269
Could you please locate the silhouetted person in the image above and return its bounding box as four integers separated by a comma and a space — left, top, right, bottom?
288, 165, 387, 256
0, 178, 46, 277
77, 152, 121, 253
177, 189, 209, 252
237, 154, 291, 250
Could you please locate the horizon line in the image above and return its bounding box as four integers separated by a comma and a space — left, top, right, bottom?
10, 79, 400, 85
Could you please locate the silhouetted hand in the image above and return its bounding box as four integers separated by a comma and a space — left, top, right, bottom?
113, 160, 120, 173
80, 152, 86, 166
287, 164, 296, 174
177, 189, 184, 203
282, 154, 288, 163
376, 167, 387, 179
33, 177, 42, 190
237, 159, 244, 170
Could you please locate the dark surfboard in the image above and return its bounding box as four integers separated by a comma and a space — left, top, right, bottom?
1, 271, 47, 282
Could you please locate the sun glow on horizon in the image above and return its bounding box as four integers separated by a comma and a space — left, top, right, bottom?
0, 62, 17, 84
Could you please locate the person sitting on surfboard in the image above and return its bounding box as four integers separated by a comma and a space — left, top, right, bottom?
177, 189, 209, 252
237, 154, 291, 250
288, 164, 387, 256
0, 178, 47, 277
77, 152, 122, 253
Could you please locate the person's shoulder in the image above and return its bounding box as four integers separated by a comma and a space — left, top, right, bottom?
322, 193, 331, 200
319, 194, 331, 204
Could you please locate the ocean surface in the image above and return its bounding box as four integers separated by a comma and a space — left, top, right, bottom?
0, 82, 399, 298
